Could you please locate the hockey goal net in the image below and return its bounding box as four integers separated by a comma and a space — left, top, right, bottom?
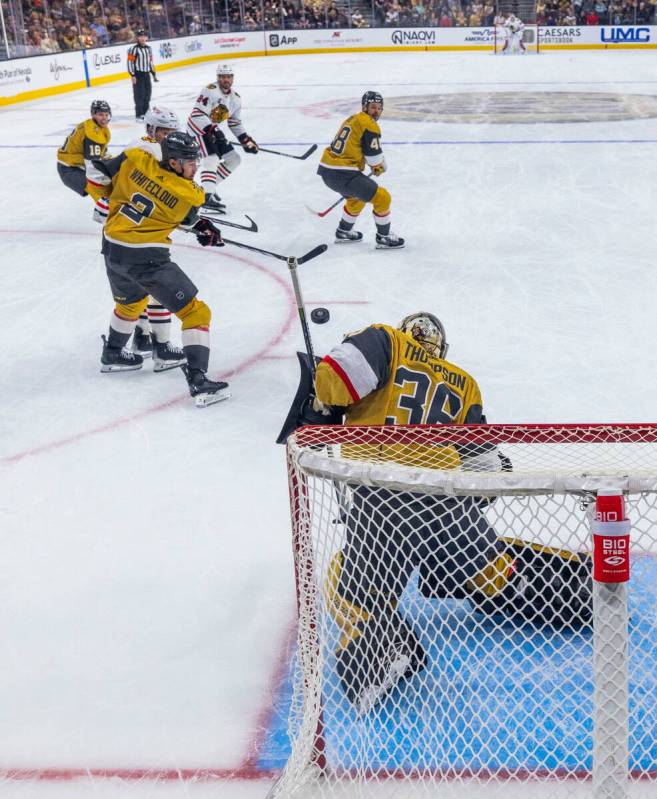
493, 22, 540, 54
272, 423, 657, 799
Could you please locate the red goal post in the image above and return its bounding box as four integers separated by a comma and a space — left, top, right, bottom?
272, 423, 657, 799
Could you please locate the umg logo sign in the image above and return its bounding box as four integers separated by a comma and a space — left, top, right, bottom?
391, 29, 436, 45
600, 26, 651, 43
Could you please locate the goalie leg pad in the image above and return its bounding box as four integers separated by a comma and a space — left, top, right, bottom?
466, 538, 593, 628
334, 594, 426, 714
326, 550, 426, 713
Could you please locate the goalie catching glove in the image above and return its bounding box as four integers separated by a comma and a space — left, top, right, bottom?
193, 218, 224, 247
238, 133, 258, 154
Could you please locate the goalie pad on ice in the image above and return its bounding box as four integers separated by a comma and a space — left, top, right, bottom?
436, 537, 593, 628
334, 599, 426, 714
326, 552, 426, 713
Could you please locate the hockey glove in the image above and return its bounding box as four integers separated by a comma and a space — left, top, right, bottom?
202, 124, 228, 156
371, 159, 387, 176
238, 133, 259, 154
193, 218, 224, 247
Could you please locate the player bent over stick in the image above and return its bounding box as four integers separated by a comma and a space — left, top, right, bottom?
304, 314, 592, 711
96, 131, 230, 407
318, 91, 404, 250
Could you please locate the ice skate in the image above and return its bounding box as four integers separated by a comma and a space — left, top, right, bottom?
153, 338, 187, 372
335, 228, 363, 244
100, 335, 144, 373
131, 327, 153, 359
375, 232, 405, 250
202, 193, 226, 214
183, 365, 231, 407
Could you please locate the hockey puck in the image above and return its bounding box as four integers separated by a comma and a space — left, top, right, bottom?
310, 307, 330, 324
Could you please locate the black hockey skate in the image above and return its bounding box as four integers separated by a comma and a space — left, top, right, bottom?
100, 335, 144, 373
131, 327, 153, 359
202, 193, 226, 215
335, 228, 363, 244
336, 600, 426, 714
152, 338, 186, 373
182, 365, 231, 407
375, 232, 405, 250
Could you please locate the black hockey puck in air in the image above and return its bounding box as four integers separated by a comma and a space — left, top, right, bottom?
310, 307, 330, 324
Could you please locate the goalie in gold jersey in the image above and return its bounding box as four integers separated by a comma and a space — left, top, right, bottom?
97, 131, 230, 407
56, 100, 112, 201
318, 91, 404, 250
306, 313, 592, 712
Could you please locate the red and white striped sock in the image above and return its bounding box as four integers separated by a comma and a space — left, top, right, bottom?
147, 302, 171, 344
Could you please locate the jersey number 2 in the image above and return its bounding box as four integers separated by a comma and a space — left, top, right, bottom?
119, 192, 155, 225
330, 125, 352, 156
385, 367, 463, 425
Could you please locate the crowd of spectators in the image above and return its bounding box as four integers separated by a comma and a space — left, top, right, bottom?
4, 0, 655, 57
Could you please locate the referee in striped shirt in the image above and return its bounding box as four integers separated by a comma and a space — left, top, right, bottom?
127, 30, 158, 121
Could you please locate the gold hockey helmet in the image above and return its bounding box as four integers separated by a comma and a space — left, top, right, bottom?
399, 312, 448, 359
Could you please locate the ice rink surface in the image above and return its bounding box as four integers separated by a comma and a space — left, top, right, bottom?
1, 48, 657, 798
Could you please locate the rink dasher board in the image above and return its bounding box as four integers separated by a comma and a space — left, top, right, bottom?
3, 26, 657, 106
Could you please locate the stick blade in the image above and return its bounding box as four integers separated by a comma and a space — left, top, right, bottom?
298, 243, 328, 265
298, 144, 318, 160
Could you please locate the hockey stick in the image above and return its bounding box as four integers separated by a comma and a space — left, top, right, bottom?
287, 256, 316, 369
258, 144, 318, 160
306, 172, 374, 218
200, 212, 258, 233
305, 196, 343, 219
221, 239, 328, 265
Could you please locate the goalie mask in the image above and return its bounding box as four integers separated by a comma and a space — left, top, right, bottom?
399, 312, 448, 359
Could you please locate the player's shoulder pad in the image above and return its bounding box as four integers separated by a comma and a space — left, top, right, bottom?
343, 323, 393, 386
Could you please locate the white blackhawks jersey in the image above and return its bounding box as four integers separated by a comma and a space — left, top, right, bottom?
126, 135, 162, 160
187, 84, 246, 157
506, 16, 524, 33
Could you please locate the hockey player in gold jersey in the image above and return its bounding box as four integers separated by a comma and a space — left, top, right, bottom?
308, 313, 592, 711
97, 131, 230, 407
318, 91, 404, 249
93, 106, 184, 368
57, 100, 112, 200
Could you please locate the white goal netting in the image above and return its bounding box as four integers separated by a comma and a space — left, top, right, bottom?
272, 424, 657, 799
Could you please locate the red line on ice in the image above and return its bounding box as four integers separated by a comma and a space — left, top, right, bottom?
0, 230, 297, 466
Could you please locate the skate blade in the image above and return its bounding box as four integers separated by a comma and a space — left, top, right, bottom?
153, 358, 187, 373
375, 242, 406, 250
100, 363, 143, 373
357, 653, 411, 715
334, 237, 363, 244
194, 387, 231, 407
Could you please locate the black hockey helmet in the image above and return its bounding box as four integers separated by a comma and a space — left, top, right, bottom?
90, 99, 111, 118
161, 131, 201, 164
362, 91, 384, 110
